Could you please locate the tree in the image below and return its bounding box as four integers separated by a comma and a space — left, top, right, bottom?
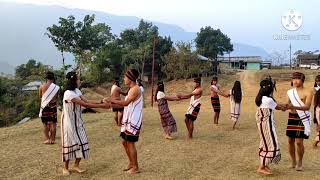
85, 41, 124, 85
15, 59, 52, 82
46, 16, 77, 74
267, 51, 288, 66
120, 19, 172, 79
162, 42, 211, 80
46, 14, 114, 75
120, 20, 156, 77
156, 36, 173, 79
195, 26, 233, 74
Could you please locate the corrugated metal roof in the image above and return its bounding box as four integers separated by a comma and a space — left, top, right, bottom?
297, 54, 320, 60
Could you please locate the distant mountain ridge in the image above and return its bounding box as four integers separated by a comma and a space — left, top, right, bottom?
0, 2, 269, 74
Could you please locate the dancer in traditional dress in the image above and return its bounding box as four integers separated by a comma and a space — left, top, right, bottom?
177, 78, 202, 139
61, 72, 110, 176
210, 76, 229, 125
108, 69, 143, 174
39, 71, 60, 144
228, 80, 242, 130
255, 79, 286, 175
314, 75, 320, 92
286, 72, 314, 171
155, 81, 180, 139
110, 77, 126, 126
313, 87, 320, 147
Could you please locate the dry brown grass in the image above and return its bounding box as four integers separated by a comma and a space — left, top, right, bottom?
1, 70, 320, 180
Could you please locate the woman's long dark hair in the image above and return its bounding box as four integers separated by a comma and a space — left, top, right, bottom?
314, 89, 320, 108
64, 71, 78, 91
137, 79, 143, 87
232, 81, 242, 103
255, 79, 274, 107
314, 75, 320, 87
154, 82, 165, 102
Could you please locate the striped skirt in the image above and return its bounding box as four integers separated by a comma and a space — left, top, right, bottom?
256, 108, 281, 166
286, 112, 309, 139
211, 96, 220, 112
230, 98, 241, 122
315, 107, 320, 142
41, 103, 57, 124
157, 99, 177, 134
185, 103, 201, 121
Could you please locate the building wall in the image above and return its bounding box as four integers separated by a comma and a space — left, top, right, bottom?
246, 63, 261, 70
220, 62, 240, 69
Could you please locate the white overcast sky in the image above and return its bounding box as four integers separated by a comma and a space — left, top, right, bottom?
1, 0, 319, 52
1, 0, 317, 32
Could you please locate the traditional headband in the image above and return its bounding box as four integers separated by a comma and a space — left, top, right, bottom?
292, 72, 305, 82
125, 70, 138, 82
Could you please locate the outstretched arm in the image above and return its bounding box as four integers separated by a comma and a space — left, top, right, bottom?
165, 95, 180, 101
72, 97, 110, 109
178, 89, 201, 99
109, 87, 140, 106
275, 103, 287, 111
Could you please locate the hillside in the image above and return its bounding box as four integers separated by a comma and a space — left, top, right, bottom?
0, 2, 270, 74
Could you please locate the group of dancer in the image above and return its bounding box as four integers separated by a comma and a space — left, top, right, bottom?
39, 69, 143, 175
255, 72, 320, 175
154, 76, 243, 140
38, 69, 320, 176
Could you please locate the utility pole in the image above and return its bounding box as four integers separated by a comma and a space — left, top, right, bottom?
151, 36, 157, 107
289, 43, 292, 70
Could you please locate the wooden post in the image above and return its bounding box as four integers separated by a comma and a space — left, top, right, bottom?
289, 43, 292, 70
151, 37, 156, 107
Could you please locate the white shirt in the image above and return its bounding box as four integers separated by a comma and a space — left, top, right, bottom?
140, 86, 144, 94
157, 91, 165, 100
211, 85, 219, 92
259, 96, 277, 110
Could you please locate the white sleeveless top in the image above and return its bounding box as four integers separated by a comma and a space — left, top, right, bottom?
121, 89, 143, 135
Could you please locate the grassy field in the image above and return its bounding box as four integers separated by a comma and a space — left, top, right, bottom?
1, 70, 320, 180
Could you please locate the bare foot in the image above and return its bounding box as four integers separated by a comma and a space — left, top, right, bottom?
73, 167, 86, 173
265, 166, 271, 172
165, 135, 173, 140
50, 140, 55, 144
127, 168, 140, 174
289, 162, 296, 169
43, 140, 50, 144
62, 168, 70, 176
313, 141, 318, 148
295, 166, 303, 171
123, 165, 132, 171
257, 167, 272, 175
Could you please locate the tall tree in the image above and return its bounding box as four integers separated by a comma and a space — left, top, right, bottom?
162, 42, 211, 80
46, 14, 114, 75
120, 19, 172, 79
15, 59, 52, 82
156, 36, 173, 79
195, 26, 233, 74
46, 16, 77, 74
